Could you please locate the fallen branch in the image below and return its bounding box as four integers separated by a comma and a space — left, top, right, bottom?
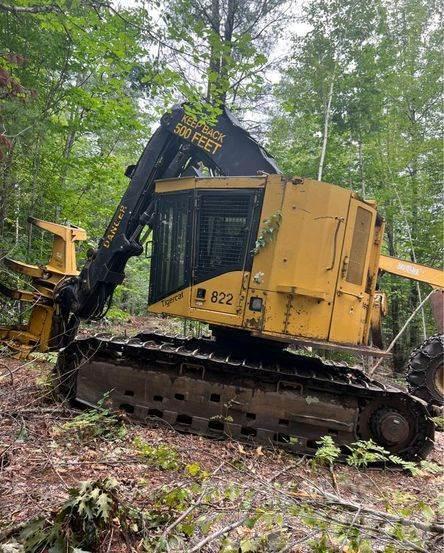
155, 461, 226, 550
188, 516, 248, 552
319, 488, 443, 534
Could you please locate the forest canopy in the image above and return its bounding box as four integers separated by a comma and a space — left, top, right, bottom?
0, 0, 442, 366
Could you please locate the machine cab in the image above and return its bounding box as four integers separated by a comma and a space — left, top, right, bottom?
148, 176, 264, 327
148, 174, 384, 352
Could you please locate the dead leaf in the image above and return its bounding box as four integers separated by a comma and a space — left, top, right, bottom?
255, 446, 264, 456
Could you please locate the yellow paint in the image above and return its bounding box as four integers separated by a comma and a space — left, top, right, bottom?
248, 178, 353, 340
149, 271, 247, 326
329, 200, 376, 344
150, 174, 390, 348
155, 175, 267, 193
379, 255, 444, 289
0, 218, 86, 355
6, 172, 443, 359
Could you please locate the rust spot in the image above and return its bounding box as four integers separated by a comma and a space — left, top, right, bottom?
245, 317, 261, 329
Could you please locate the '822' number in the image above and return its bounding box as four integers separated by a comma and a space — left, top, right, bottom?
210, 291, 233, 305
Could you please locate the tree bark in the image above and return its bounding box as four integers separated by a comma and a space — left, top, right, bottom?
219, 0, 236, 104
386, 222, 404, 372
0, 143, 14, 240
206, 0, 221, 101
318, 72, 335, 181
358, 137, 365, 197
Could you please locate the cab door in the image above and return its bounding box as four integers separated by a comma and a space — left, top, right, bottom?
190, 189, 262, 319
329, 199, 376, 345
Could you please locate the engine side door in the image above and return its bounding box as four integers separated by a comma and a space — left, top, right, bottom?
329, 199, 376, 344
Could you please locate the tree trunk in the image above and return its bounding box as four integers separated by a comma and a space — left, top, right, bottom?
219, 0, 235, 104
386, 222, 404, 372
358, 137, 365, 197
206, 0, 221, 101
318, 72, 335, 181
0, 143, 14, 240
405, 106, 427, 345
27, 134, 42, 257
408, 181, 427, 345
59, 126, 77, 190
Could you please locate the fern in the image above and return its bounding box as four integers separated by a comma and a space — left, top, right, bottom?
346, 439, 386, 467
419, 460, 444, 475
346, 439, 443, 475
313, 435, 341, 467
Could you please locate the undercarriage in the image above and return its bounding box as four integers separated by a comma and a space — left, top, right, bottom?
55, 332, 434, 461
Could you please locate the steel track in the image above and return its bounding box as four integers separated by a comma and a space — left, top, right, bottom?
55, 332, 434, 461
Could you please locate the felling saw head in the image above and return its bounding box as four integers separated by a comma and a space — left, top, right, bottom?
0, 217, 86, 357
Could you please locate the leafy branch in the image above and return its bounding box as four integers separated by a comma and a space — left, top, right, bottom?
252, 210, 282, 255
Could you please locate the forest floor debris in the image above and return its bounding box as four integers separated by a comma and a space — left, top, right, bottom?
0, 319, 443, 552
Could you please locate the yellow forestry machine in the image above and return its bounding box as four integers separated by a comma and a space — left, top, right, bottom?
1, 105, 443, 461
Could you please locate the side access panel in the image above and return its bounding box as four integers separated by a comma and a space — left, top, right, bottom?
245, 179, 351, 341
329, 199, 376, 344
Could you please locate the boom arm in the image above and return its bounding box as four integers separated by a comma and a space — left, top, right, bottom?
58, 104, 280, 325
379, 255, 444, 289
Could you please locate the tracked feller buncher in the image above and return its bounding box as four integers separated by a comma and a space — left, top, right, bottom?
1, 105, 443, 461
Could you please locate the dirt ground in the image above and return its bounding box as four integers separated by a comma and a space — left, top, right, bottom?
0, 316, 443, 552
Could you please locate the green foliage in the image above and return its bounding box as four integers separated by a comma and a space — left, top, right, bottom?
253, 211, 282, 255
106, 306, 130, 322
184, 462, 209, 479
307, 436, 443, 476
346, 439, 390, 468
384, 490, 435, 519
432, 415, 444, 431
0, 0, 289, 324
160, 486, 193, 510
312, 435, 341, 467
346, 439, 443, 475
112, 255, 151, 316
55, 396, 126, 442
416, 459, 444, 476
134, 436, 180, 470
161, 0, 289, 107
19, 478, 120, 552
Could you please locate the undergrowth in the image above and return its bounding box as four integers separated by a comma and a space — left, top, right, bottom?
18, 478, 125, 552
54, 396, 126, 442
134, 436, 180, 470
3, 435, 442, 552
314, 436, 443, 476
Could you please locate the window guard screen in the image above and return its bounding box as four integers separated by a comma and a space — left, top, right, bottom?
149, 188, 262, 304
150, 191, 191, 303
194, 191, 259, 283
